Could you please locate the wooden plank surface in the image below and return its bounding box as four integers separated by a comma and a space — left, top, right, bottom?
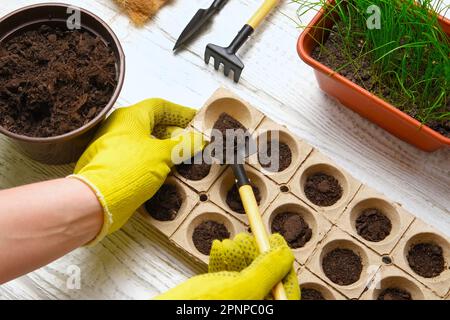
0, 0, 449, 299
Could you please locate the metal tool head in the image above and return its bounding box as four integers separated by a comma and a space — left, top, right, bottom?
205, 44, 244, 83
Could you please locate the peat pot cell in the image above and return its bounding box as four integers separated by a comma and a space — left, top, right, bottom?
290, 150, 361, 222
140, 177, 198, 237
307, 227, 380, 299
392, 219, 450, 297
249, 118, 313, 184
338, 186, 414, 255
263, 193, 332, 265
171, 202, 247, 264
209, 165, 277, 225
193, 88, 263, 137
298, 268, 346, 300
360, 266, 439, 300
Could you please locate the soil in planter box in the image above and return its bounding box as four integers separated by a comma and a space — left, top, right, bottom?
355, 208, 392, 242
304, 172, 343, 207
192, 220, 230, 255
226, 183, 261, 214
176, 151, 212, 181
258, 140, 292, 172
407, 243, 445, 278
377, 288, 412, 300
271, 212, 312, 248
322, 248, 363, 285
0, 24, 117, 137
212, 113, 249, 163
301, 288, 326, 300
145, 184, 182, 221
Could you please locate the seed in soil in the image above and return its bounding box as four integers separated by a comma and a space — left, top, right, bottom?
301, 288, 326, 300
176, 151, 212, 181
271, 212, 312, 249
0, 24, 117, 137
258, 140, 292, 172
377, 288, 412, 300
322, 248, 363, 286
407, 243, 445, 278
304, 172, 343, 207
192, 220, 230, 255
144, 184, 182, 221
226, 183, 261, 214
355, 208, 392, 242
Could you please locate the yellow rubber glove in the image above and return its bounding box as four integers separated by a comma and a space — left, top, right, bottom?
69, 98, 204, 245
157, 233, 300, 300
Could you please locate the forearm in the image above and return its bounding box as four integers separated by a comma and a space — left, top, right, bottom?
0, 178, 103, 284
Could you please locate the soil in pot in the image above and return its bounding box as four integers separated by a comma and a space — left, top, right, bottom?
355, 208, 392, 242
226, 183, 261, 214
377, 287, 412, 300
212, 113, 249, 163
192, 220, 230, 255
301, 288, 326, 300
258, 140, 292, 172
176, 151, 212, 181
271, 212, 312, 249
322, 248, 363, 286
407, 243, 445, 278
145, 184, 182, 221
304, 172, 343, 207
0, 24, 117, 137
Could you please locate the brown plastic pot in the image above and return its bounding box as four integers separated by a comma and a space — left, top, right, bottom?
297, 2, 450, 152
0, 3, 125, 164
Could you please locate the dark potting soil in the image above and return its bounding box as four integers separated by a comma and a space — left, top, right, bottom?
407, 243, 445, 278
0, 24, 117, 137
226, 183, 261, 214
312, 25, 450, 138
322, 248, 363, 286
258, 140, 292, 172
304, 172, 343, 207
144, 184, 182, 221
176, 152, 212, 181
355, 208, 392, 242
212, 113, 249, 163
271, 212, 312, 249
377, 287, 412, 301
301, 288, 326, 300
192, 220, 230, 255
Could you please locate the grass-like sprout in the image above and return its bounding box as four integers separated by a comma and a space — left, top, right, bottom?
295, 0, 450, 137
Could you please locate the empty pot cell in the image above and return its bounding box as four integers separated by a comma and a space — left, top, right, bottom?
192, 88, 264, 137
306, 227, 380, 299
263, 192, 332, 265
170, 202, 247, 264
140, 176, 199, 237
290, 150, 361, 223
248, 118, 313, 184
360, 265, 440, 300
337, 185, 414, 255
209, 165, 278, 225
298, 268, 347, 300
392, 219, 449, 297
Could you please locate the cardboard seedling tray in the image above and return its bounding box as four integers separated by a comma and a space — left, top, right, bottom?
139, 88, 448, 300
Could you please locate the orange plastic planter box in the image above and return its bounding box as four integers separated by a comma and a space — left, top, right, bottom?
297, 4, 450, 152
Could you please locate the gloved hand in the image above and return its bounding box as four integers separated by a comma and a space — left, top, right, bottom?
157, 233, 300, 300
69, 98, 204, 245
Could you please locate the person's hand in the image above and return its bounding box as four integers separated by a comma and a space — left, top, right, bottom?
70, 98, 204, 245
157, 233, 300, 300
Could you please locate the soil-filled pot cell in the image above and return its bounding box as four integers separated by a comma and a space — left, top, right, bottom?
304, 172, 343, 207
377, 287, 412, 300
301, 288, 326, 300
226, 184, 261, 214
0, 24, 117, 137
176, 151, 212, 181
407, 243, 445, 278
355, 208, 392, 242
271, 212, 312, 249
192, 220, 230, 255
144, 184, 182, 221
322, 248, 363, 286
258, 140, 292, 172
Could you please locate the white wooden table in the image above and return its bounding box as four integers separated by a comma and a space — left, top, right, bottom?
0, 0, 449, 300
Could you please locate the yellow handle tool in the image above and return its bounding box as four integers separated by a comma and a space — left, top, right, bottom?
248, 0, 280, 29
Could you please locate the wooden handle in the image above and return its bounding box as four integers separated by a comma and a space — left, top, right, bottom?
247, 0, 280, 29
238, 185, 288, 300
